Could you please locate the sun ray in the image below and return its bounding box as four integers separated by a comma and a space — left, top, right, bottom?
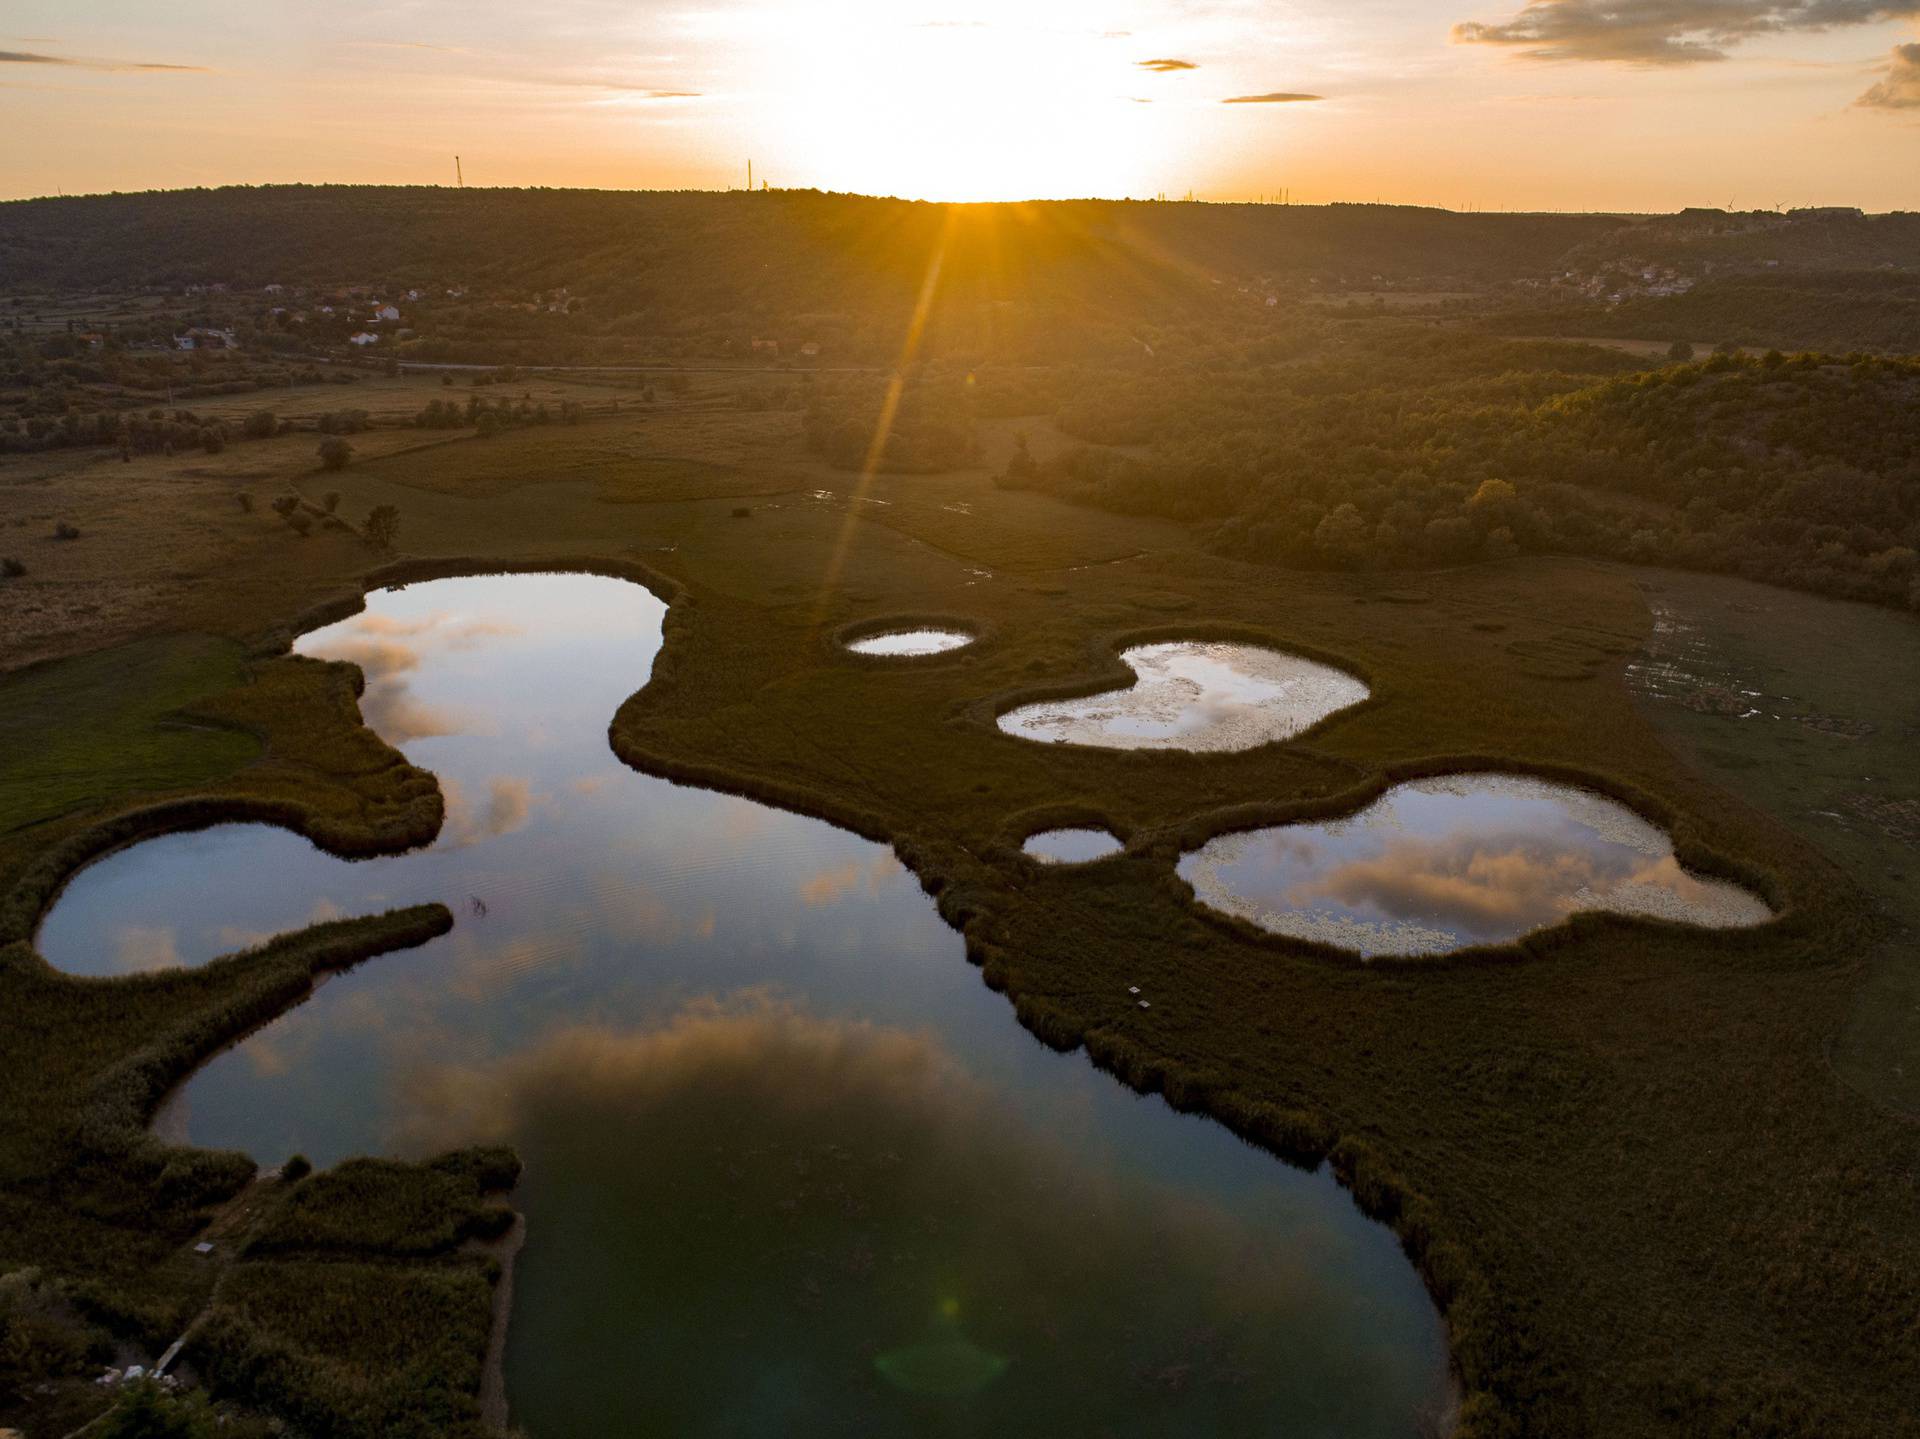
810, 207, 958, 622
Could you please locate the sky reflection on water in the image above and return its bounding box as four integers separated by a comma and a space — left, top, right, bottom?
997, 641, 1368, 753
1022, 827, 1125, 864
37, 574, 1448, 1437
846, 628, 974, 657
1180, 774, 1772, 957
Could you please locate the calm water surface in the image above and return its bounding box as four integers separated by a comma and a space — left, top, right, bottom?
1180, 773, 1772, 958
39, 574, 1449, 1437
1022, 828, 1126, 865
997, 641, 1368, 753
846, 628, 975, 657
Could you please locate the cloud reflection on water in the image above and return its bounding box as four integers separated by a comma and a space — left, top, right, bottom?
393, 994, 1440, 1435
1183, 774, 1771, 956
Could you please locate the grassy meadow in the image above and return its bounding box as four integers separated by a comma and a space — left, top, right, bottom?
0, 374, 1915, 1438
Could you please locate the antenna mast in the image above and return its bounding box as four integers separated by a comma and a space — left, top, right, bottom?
455, 155, 463, 188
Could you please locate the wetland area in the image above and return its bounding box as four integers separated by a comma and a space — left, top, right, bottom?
39, 574, 1451, 1436
2, 202, 1916, 1439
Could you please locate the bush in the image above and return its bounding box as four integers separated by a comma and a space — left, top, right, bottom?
241, 410, 278, 440
321, 491, 341, 514
316, 436, 353, 472
364, 504, 400, 552
54, 521, 80, 540
97, 1380, 218, 1439
281, 1154, 312, 1183
1, 557, 23, 578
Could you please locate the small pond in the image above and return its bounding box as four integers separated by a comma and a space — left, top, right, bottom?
38, 575, 1449, 1437
998, 641, 1367, 753
846, 628, 974, 657
1022, 828, 1125, 865
1179, 773, 1772, 958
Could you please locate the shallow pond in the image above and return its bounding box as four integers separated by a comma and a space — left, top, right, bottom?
997, 641, 1367, 753
39, 574, 1448, 1437
846, 628, 974, 657
1179, 773, 1772, 958
1022, 828, 1125, 864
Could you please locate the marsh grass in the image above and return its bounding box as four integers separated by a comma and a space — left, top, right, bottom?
187, 1151, 518, 1439
1, 420, 1914, 1436
0, 905, 452, 1429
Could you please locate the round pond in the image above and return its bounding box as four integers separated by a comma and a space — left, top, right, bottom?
1179, 772, 1772, 958
998, 641, 1367, 752
1022, 828, 1125, 865
846, 628, 974, 657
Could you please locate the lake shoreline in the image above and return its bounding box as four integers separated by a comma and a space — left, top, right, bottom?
478, 1208, 527, 1433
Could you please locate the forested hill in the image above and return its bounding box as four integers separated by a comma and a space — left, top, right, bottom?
0, 186, 1623, 295
1002, 341, 1920, 610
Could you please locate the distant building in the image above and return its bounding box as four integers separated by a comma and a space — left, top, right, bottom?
799, 341, 821, 358
174, 327, 237, 351
348, 331, 380, 346
372, 304, 401, 322
751, 337, 780, 354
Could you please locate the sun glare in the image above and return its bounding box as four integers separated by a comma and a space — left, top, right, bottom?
746, 4, 1175, 200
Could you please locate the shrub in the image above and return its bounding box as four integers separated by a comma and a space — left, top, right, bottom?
731, 506, 751, 519
96, 1380, 218, 1439
364, 504, 400, 553
321, 491, 341, 514
287, 513, 312, 538
241, 410, 278, 439
281, 1154, 312, 1183
1667, 340, 1695, 362
54, 521, 80, 540
1, 557, 23, 578
316, 436, 353, 472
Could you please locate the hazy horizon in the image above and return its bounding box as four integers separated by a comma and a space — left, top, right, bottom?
4, 1, 1918, 211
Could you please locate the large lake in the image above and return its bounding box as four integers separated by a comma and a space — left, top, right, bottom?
38, 573, 1449, 1437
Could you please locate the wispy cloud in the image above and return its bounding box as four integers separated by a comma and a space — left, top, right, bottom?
0, 48, 206, 73
1138, 57, 1197, 72
1223, 90, 1324, 103
1454, 0, 1920, 66
1857, 40, 1920, 106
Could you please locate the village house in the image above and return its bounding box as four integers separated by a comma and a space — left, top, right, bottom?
348, 331, 380, 346
372, 304, 401, 323
173, 327, 237, 351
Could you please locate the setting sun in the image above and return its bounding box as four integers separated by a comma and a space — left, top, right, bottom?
748, 5, 1184, 200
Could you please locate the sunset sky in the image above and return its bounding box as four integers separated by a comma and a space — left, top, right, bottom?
4, 1, 1917, 210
